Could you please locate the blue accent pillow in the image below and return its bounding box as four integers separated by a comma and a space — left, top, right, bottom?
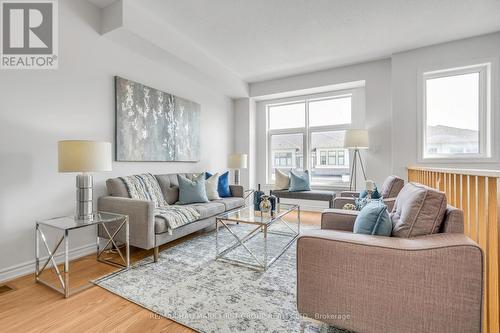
289, 170, 311, 192
177, 174, 209, 204
353, 201, 392, 236
360, 187, 382, 199
205, 171, 232, 197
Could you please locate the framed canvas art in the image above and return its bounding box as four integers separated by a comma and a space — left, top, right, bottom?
115, 76, 200, 161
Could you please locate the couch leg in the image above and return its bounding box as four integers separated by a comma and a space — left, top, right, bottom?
153, 246, 159, 262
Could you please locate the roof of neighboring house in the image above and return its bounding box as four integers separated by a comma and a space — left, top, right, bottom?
426, 125, 478, 145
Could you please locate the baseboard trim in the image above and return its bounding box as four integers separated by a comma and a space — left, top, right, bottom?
0, 243, 96, 284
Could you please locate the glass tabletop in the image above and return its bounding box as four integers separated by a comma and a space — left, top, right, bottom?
216, 203, 298, 225
36, 212, 127, 230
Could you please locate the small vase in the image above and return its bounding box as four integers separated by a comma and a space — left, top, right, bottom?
254, 184, 264, 211
259, 195, 272, 213
269, 192, 277, 212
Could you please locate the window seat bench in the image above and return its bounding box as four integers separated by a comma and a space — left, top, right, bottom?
270, 189, 336, 208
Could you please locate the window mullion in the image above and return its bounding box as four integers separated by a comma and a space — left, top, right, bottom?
305, 99, 310, 171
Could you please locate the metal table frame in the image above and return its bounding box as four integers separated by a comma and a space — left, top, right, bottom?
35, 212, 129, 298
215, 204, 300, 271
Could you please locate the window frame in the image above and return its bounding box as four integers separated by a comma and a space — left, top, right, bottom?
266, 89, 358, 187
419, 63, 492, 162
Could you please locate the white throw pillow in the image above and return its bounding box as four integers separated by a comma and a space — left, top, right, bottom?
205, 173, 221, 200
274, 169, 290, 190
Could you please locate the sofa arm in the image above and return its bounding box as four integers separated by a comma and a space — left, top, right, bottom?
383, 197, 396, 212
340, 190, 360, 198
321, 208, 358, 231
98, 196, 155, 250
297, 230, 483, 333
333, 197, 356, 209
229, 185, 244, 198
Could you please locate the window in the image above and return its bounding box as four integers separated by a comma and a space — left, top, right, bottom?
422, 63, 490, 160
268, 102, 305, 130
269, 133, 303, 180
309, 97, 351, 127
267, 92, 356, 186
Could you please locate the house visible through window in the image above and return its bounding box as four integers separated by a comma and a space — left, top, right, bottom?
422, 63, 491, 159
267, 91, 357, 186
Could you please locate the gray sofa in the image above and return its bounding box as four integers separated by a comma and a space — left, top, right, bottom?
97, 173, 245, 261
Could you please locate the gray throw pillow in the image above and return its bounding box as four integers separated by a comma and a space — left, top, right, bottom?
390, 183, 447, 238
177, 174, 209, 204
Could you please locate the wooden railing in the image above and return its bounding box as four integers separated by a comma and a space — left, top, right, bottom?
408, 166, 500, 333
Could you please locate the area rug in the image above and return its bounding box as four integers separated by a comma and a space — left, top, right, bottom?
95, 223, 351, 333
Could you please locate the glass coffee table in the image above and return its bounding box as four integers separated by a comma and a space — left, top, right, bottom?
215, 203, 300, 271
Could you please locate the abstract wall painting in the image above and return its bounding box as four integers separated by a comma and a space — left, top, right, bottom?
115, 76, 200, 162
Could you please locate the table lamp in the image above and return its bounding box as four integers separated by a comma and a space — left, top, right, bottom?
58, 140, 112, 220
228, 153, 248, 186
344, 129, 369, 191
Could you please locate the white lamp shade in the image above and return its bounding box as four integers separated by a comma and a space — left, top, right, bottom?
58, 140, 112, 172
228, 153, 248, 169
344, 129, 369, 149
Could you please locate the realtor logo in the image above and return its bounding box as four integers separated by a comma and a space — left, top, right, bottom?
1, 0, 58, 69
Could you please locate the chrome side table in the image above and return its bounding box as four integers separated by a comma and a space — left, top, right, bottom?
35, 212, 129, 298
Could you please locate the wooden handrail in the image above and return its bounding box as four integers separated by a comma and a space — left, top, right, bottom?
408, 165, 500, 177
408, 166, 500, 333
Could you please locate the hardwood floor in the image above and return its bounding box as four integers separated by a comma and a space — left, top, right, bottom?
0, 211, 320, 332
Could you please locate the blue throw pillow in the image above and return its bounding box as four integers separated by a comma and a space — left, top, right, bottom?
360, 187, 381, 199
177, 174, 209, 204
289, 170, 311, 192
206, 171, 231, 197
353, 201, 392, 236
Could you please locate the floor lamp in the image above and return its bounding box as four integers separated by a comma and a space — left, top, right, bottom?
344, 129, 369, 191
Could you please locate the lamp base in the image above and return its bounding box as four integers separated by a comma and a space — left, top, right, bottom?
234, 169, 240, 186
349, 149, 367, 191
76, 173, 94, 221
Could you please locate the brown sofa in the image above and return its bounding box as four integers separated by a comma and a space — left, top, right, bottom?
98, 173, 244, 261
333, 175, 404, 211
297, 184, 483, 333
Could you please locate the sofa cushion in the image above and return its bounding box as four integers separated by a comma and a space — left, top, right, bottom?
155, 173, 197, 205
178, 174, 209, 204
391, 183, 447, 238
380, 175, 404, 199
206, 171, 231, 198
440, 205, 464, 234
106, 178, 129, 197
205, 173, 221, 200
215, 197, 245, 211
188, 202, 226, 219
274, 169, 290, 190
154, 202, 226, 233
353, 201, 392, 236
289, 170, 311, 192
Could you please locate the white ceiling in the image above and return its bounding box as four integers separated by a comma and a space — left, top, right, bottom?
135, 0, 500, 82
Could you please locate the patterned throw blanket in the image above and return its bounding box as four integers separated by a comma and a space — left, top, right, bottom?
120, 174, 200, 235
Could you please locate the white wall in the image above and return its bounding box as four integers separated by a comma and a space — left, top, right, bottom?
391, 32, 500, 178
233, 98, 256, 189
249, 59, 393, 189
0, 0, 234, 280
